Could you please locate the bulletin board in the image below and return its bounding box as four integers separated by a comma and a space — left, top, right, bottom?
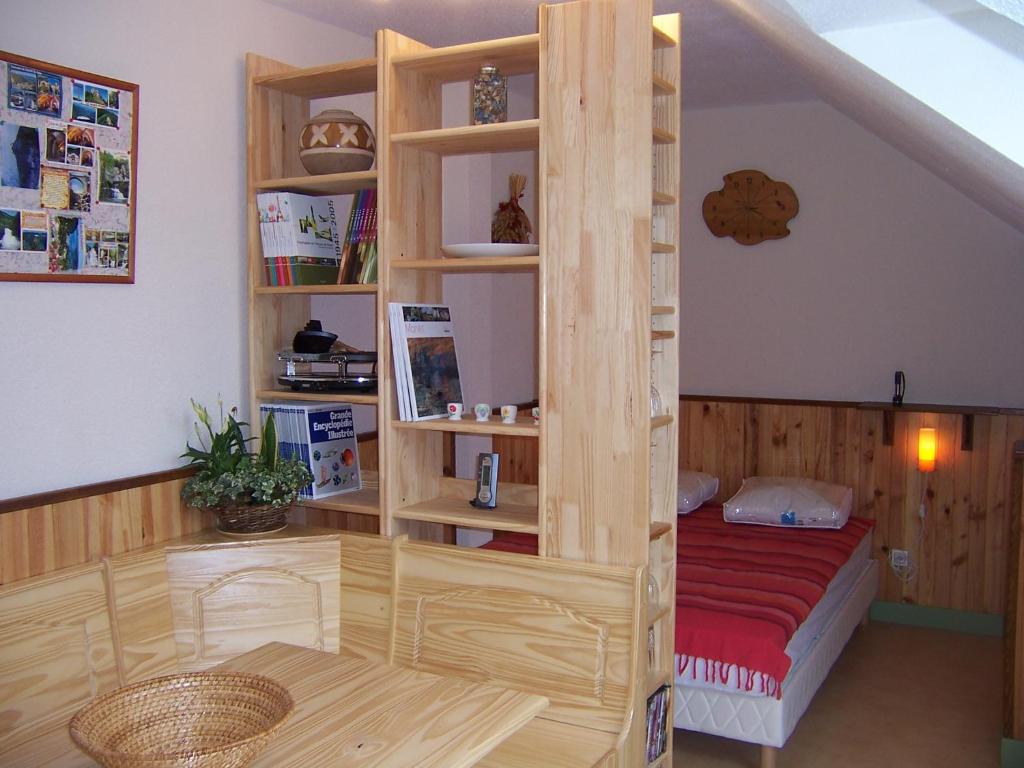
0, 51, 138, 283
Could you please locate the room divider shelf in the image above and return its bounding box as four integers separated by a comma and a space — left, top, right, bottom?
393, 496, 539, 533
650, 415, 674, 431
651, 305, 675, 315
253, 57, 377, 97
254, 284, 379, 295
391, 119, 540, 155
391, 33, 539, 81
392, 416, 539, 437
253, 170, 378, 196
298, 486, 381, 517
652, 127, 676, 145
652, 191, 676, 206
651, 330, 675, 342
651, 241, 676, 253
391, 256, 539, 273
256, 390, 379, 406
652, 74, 675, 96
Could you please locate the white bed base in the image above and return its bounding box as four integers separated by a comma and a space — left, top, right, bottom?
674, 559, 879, 754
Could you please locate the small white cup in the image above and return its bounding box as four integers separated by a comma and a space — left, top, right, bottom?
473, 403, 491, 421
447, 402, 464, 420
501, 405, 518, 424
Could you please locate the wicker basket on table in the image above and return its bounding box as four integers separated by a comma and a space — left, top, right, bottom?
69, 671, 294, 768
213, 503, 291, 535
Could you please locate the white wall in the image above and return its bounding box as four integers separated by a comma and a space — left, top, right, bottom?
0, 0, 372, 498
681, 100, 1024, 408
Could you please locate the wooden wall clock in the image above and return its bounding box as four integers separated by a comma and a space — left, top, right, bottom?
702, 169, 798, 246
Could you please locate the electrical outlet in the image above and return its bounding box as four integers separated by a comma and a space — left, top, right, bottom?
890, 549, 909, 569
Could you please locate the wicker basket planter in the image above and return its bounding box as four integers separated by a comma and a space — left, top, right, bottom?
69, 671, 294, 768
213, 503, 291, 535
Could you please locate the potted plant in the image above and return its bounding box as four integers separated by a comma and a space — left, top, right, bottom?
180, 399, 312, 534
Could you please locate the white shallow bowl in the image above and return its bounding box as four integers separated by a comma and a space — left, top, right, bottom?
441, 243, 539, 258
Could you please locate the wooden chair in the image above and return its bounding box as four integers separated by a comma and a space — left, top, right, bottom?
388, 536, 646, 767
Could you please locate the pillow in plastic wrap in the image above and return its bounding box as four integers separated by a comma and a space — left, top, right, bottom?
723, 476, 853, 528
678, 470, 719, 514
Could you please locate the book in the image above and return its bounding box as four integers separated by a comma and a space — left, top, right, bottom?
388, 302, 410, 421
336, 188, 377, 285
256, 192, 347, 286
389, 303, 464, 421
259, 402, 361, 500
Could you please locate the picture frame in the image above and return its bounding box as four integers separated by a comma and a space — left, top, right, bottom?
0, 51, 138, 284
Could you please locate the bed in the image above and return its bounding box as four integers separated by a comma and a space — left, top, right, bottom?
484, 492, 878, 768
672, 504, 877, 766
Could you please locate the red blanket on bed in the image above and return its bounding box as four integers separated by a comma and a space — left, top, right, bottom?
676, 505, 873, 698
483, 505, 874, 699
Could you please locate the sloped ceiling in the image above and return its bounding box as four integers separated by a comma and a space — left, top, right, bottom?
261, 0, 1024, 233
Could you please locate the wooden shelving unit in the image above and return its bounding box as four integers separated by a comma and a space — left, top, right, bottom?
245, 4, 679, 761
391, 256, 539, 273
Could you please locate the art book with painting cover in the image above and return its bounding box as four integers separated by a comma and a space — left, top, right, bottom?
388, 303, 464, 421
256, 192, 347, 286
259, 401, 360, 500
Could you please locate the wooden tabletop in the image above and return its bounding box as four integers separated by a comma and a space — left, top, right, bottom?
216, 642, 549, 768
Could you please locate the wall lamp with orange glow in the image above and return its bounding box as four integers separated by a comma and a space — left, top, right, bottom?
918, 427, 937, 473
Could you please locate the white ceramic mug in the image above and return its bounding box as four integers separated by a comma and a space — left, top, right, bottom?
447, 402, 464, 420
473, 403, 491, 421
500, 405, 518, 424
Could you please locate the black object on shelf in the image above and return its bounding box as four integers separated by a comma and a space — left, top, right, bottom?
293, 320, 338, 354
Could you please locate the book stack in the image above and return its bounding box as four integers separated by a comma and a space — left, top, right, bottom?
388, 303, 464, 421
337, 188, 377, 285
258, 402, 361, 500
256, 192, 346, 286
645, 684, 670, 762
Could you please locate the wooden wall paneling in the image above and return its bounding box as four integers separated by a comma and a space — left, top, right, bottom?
677, 397, 1024, 615
339, 532, 393, 663
985, 415, 1010, 614
967, 416, 992, 611
104, 548, 178, 683
1009, 442, 1024, 739
164, 535, 341, 670
0, 563, 119, 766
0, 476, 206, 587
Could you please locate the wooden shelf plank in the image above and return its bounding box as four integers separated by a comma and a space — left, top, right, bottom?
253, 170, 377, 195
652, 74, 675, 96
392, 34, 539, 81
651, 241, 676, 254
648, 604, 671, 625
651, 305, 675, 316
651, 330, 675, 341
391, 119, 540, 155
256, 390, 379, 406
652, 190, 676, 206
650, 415, 674, 431
254, 58, 377, 98
649, 521, 672, 540
298, 486, 380, 517
394, 495, 539, 534
254, 284, 378, 295
653, 26, 677, 50
391, 256, 539, 273
393, 416, 539, 437
652, 127, 676, 145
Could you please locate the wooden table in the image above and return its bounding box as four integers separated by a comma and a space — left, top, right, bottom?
216, 642, 548, 768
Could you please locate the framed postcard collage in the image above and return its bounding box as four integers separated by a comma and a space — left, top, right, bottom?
0, 51, 138, 283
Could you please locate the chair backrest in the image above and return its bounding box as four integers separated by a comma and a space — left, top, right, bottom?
0, 563, 120, 766
389, 537, 644, 734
